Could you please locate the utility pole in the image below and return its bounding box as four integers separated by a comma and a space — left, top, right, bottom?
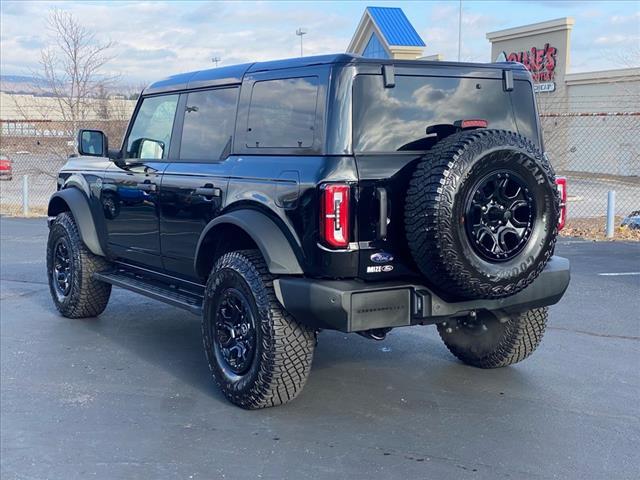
457, 0, 462, 61
296, 28, 307, 57
211, 56, 221, 67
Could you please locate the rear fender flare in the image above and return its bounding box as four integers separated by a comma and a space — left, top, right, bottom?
195, 210, 304, 277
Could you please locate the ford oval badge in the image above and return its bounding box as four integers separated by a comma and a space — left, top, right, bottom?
370, 252, 394, 264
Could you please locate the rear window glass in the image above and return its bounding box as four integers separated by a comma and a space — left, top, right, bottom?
353, 75, 519, 153
246, 76, 319, 148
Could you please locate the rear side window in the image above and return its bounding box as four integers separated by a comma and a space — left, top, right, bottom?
180, 87, 238, 161
246, 76, 319, 148
126, 94, 179, 160
353, 75, 517, 153
511, 80, 540, 147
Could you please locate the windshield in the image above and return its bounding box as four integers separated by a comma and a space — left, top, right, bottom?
353, 74, 538, 153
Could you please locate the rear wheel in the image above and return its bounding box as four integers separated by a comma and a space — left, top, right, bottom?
202, 250, 315, 409
437, 308, 548, 368
46, 212, 112, 318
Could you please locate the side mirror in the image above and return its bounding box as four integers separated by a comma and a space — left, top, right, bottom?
77, 129, 108, 157
137, 138, 165, 159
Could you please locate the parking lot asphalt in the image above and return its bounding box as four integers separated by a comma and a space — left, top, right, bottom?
1, 217, 639, 480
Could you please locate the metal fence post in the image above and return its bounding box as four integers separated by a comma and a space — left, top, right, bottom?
606, 190, 616, 238
22, 175, 29, 217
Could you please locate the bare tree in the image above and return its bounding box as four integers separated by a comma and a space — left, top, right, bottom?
39, 8, 117, 128
8, 9, 120, 179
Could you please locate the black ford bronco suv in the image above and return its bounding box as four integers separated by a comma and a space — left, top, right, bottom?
47, 54, 570, 409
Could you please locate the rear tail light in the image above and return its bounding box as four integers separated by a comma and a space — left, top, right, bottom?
555, 177, 567, 230
454, 119, 488, 129
320, 183, 350, 248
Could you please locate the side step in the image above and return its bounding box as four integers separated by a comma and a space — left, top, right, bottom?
94, 270, 203, 315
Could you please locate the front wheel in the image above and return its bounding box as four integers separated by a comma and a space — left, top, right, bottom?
437, 308, 548, 368
46, 212, 112, 318
202, 250, 315, 409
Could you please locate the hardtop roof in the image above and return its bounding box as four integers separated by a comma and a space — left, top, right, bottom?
143, 53, 528, 95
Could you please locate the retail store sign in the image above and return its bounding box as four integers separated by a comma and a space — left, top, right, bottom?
533, 82, 556, 93
505, 43, 558, 92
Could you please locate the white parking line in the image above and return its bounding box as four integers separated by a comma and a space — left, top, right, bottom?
597, 272, 640, 276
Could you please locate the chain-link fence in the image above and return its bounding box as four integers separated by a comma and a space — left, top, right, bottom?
0, 119, 127, 215
1, 106, 639, 229
540, 111, 640, 222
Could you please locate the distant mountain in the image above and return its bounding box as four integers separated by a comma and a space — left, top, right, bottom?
0, 75, 45, 94
1, 75, 40, 84
0, 75, 139, 98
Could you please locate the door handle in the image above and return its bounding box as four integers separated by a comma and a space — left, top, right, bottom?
194, 185, 221, 197
137, 182, 157, 192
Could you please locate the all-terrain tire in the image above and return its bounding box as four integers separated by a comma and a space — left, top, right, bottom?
405, 129, 559, 300
437, 308, 548, 368
202, 250, 315, 409
46, 212, 112, 318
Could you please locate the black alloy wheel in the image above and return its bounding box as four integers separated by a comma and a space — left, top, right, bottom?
212, 288, 257, 377
464, 170, 536, 262
52, 237, 72, 300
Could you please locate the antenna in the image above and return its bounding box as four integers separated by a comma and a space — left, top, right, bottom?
295, 28, 307, 57
211, 56, 221, 67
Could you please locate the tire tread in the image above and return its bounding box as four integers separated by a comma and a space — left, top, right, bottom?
438, 308, 548, 368
203, 250, 315, 409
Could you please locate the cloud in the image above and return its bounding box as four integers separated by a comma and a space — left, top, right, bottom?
594, 34, 640, 46
419, 3, 503, 62
1, 0, 639, 83
15, 36, 46, 50
1, 1, 338, 81
121, 47, 178, 61
609, 12, 640, 24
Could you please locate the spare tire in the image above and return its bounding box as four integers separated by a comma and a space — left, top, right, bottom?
405, 129, 559, 300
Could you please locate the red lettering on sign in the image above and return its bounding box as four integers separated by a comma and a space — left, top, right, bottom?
506, 43, 557, 83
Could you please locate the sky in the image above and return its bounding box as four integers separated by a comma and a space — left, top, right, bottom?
1, 0, 638, 85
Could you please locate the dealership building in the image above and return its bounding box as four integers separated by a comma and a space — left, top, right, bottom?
347, 7, 639, 178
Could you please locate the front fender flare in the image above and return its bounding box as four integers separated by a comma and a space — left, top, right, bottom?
195, 210, 304, 276
48, 188, 105, 257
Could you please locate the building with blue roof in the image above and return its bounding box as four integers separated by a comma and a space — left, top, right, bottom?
347, 6, 425, 60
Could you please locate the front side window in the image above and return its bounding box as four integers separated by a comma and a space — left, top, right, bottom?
126, 94, 179, 160
246, 76, 319, 148
179, 88, 238, 161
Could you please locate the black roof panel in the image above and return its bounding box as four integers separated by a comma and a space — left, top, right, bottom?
143, 54, 528, 95
144, 62, 254, 95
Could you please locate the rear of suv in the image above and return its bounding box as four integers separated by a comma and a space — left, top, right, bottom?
46, 54, 570, 409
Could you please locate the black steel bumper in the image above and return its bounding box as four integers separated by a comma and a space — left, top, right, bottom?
274, 256, 570, 332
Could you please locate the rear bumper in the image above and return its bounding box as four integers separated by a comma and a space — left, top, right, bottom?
274, 256, 570, 332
